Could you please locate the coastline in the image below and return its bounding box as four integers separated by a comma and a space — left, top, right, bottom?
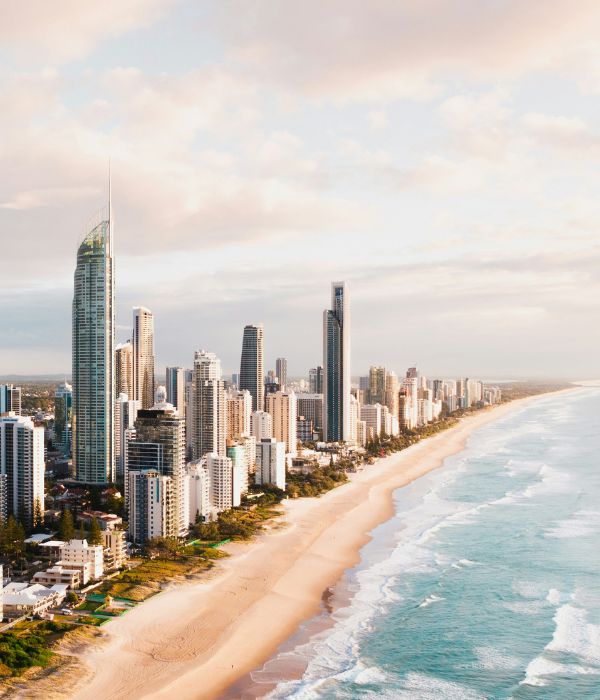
71, 389, 576, 700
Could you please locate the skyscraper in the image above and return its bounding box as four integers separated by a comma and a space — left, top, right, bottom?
266, 390, 297, 456
166, 367, 185, 417
115, 341, 133, 398
368, 366, 387, 405
308, 366, 323, 394
132, 307, 155, 410
127, 391, 186, 536
239, 324, 264, 411
72, 197, 114, 484
54, 382, 73, 457
323, 281, 351, 442
192, 351, 227, 460
0, 385, 22, 416
276, 358, 288, 389
0, 414, 45, 529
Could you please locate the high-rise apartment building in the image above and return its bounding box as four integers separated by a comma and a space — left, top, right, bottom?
115, 393, 138, 479
115, 341, 133, 398
368, 366, 387, 405
384, 371, 399, 417
53, 382, 72, 457
0, 414, 45, 529
0, 385, 22, 416
255, 438, 286, 490
250, 410, 272, 442
308, 366, 323, 394
127, 394, 186, 536
266, 390, 297, 456
323, 282, 351, 442
275, 358, 288, 389
296, 393, 323, 434
207, 453, 239, 511
192, 351, 226, 460
72, 206, 114, 484
239, 324, 264, 411
166, 367, 185, 417
132, 307, 155, 410
226, 388, 252, 440
128, 470, 174, 544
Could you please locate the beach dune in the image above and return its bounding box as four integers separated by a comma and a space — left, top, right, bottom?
72, 395, 559, 700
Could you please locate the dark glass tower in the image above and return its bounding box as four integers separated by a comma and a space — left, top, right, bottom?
239, 324, 264, 411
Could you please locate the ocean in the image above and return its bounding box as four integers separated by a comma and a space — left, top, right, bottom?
253, 387, 600, 699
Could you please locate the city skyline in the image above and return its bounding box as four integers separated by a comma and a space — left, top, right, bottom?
0, 2, 598, 380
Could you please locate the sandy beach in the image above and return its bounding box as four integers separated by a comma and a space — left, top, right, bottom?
71, 391, 572, 700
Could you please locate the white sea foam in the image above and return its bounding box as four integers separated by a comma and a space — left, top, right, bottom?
452, 558, 476, 569
419, 593, 444, 608
546, 604, 600, 664
392, 672, 485, 699
520, 603, 600, 687
545, 510, 600, 539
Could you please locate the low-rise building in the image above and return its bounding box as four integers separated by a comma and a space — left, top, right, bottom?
102, 529, 127, 570
2, 582, 68, 619
59, 539, 104, 585
31, 566, 81, 589
77, 510, 123, 531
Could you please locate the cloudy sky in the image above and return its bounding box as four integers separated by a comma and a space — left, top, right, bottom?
1, 1, 599, 379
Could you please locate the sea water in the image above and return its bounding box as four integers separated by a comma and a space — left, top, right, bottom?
263, 387, 600, 699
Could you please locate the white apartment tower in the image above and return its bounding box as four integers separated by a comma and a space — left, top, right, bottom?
192, 351, 227, 460
132, 307, 155, 410
0, 414, 45, 529
255, 438, 286, 490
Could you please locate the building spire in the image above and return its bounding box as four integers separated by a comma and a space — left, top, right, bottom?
108, 158, 113, 257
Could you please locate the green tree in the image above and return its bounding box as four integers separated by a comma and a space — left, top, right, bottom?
88, 517, 102, 545
59, 509, 75, 542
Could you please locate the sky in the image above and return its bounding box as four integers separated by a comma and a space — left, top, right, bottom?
0, 0, 599, 379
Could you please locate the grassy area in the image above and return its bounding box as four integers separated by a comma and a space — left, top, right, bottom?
97, 553, 217, 602
191, 502, 284, 542
0, 621, 72, 677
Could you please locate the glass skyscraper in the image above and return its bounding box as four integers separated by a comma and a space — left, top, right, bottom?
323, 281, 351, 442
72, 210, 115, 484
239, 324, 264, 411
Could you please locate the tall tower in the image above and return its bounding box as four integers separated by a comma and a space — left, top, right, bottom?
54, 382, 73, 457
128, 393, 186, 537
166, 367, 185, 417
132, 307, 155, 410
192, 351, 226, 460
72, 187, 115, 484
323, 281, 351, 442
0, 414, 45, 529
239, 324, 264, 411
115, 341, 133, 398
275, 358, 288, 390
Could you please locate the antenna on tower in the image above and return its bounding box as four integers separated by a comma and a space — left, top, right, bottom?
108, 158, 113, 256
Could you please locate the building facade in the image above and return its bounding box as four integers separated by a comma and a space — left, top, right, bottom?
0, 414, 45, 529
239, 324, 264, 411
132, 307, 155, 410
323, 281, 351, 442
72, 213, 114, 483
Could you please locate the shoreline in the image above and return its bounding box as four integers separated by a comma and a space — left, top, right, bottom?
71, 389, 577, 700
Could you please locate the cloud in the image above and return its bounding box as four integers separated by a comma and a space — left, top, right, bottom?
367, 110, 389, 130
0, 0, 177, 63
522, 112, 600, 154
208, 0, 600, 101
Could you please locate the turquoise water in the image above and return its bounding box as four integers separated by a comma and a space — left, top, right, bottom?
265, 388, 600, 699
